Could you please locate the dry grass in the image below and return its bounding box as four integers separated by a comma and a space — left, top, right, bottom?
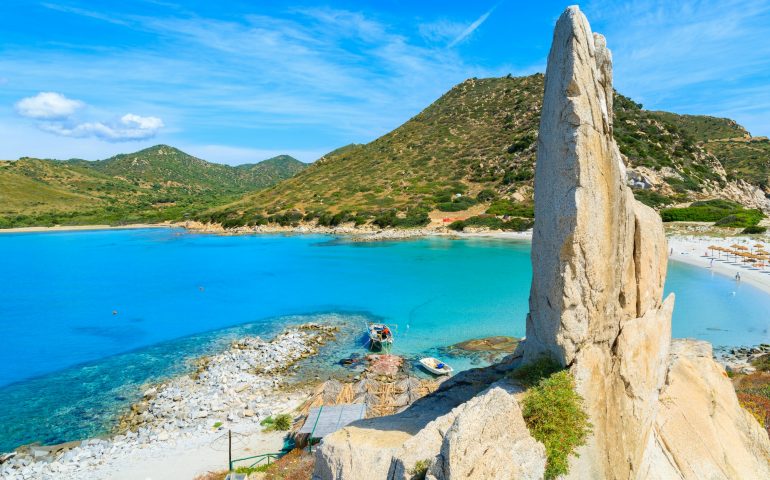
192, 470, 228, 480
263, 449, 315, 480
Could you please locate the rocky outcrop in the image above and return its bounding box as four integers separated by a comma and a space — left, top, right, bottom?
313, 359, 535, 480
525, 7, 673, 478
527, 6, 770, 480
640, 340, 770, 479
426, 385, 545, 480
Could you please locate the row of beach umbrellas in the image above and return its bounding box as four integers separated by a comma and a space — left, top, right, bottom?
707, 243, 770, 271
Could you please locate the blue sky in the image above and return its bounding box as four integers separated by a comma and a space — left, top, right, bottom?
1, 1, 769, 164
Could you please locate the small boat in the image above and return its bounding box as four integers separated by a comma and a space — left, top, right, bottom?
367, 323, 394, 350
419, 357, 454, 375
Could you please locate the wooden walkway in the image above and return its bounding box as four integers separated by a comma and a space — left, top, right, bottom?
298, 404, 366, 439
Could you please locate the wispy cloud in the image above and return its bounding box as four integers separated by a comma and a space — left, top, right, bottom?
448, 2, 500, 48
3, 3, 506, 157
584, 0, 770, 135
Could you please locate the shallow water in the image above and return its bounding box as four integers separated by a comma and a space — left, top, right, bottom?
0, 228, 768, 451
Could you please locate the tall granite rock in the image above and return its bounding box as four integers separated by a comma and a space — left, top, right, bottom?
527, 6, 770, 480
524, 6, 672, 478
314, 6, 770, 480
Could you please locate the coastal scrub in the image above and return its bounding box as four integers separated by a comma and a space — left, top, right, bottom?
511, 358, 591, 479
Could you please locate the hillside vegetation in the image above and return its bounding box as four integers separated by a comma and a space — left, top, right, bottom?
212, 74, 768, 228
0, 146, 306, 228
3, 75, 768, 231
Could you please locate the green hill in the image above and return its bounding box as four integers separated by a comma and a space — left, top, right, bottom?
705, 138, 770, 190
213, 74, 767, 228
0, 146, 306, 228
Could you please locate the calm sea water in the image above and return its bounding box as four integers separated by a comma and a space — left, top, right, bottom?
0, 228, 768, 451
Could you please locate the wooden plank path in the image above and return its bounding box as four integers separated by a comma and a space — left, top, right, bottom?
298, 404, 367, 439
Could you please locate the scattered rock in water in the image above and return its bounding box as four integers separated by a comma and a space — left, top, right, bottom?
440, 336, 522, 364
365, 354, 403, 378
338, 352, 364, 367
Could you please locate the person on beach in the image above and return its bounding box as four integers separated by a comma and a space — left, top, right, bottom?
735, 272, 741, 282
710, 258, 714, 268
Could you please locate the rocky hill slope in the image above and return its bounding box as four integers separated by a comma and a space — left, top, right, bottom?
216, 75, 769, 228
0, 146, 306, 228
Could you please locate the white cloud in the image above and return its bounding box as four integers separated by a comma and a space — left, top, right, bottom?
418, 19, 467, 44
448, 3, 499, 48
121, 113, 164, 131
14, 91, 164, 142
39, 113, 164, 141
15, 92, 84, 119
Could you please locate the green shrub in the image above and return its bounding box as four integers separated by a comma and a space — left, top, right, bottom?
632, 189, 672, 208
220, 217, 247, 229
510, 357, 563, 387
503, 167, 534, 184
436, 195, 476, 212
448, 215, 534, 232
714, 210, 764, 228
516, 365, 591, 480
743, 225, 769, 234
507, 133, 536, 154
476, 188, 498, 202
274, 413, 292, 431
485, 199, 534, 218
235, 464, 270, 474
409, 459, 430, 480
661, 200, 764, 228
373, 209, 429, 228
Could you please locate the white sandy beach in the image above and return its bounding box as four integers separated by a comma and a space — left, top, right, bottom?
0, 223, 174, 234
668, 235, 770, 295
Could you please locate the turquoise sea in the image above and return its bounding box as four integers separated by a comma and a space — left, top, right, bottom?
1, 228, 769, 452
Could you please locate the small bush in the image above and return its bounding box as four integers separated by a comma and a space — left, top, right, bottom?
485, 199, 535, 218
510, 357, 563, 387
436, 195, 476, 212
714, 211, 764, 228
511, 358, 591, 480
738, 393, 770, 429
409, 459, 430, 480
661, 200, 764, 228
274, 413, 293, 431
632, 189, 672, 208
235, 464, 271, 474
476, 188, 497, 202
742, 225, 767, 234
212, 421, 223, 429
373, 209, 429, 228
503, 167, 534, 184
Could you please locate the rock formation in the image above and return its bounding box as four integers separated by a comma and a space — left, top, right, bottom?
314, 6, 770, 479
526, 7, 770, 479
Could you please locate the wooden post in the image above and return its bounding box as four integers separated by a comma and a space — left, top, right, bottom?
228, 429, 232, 471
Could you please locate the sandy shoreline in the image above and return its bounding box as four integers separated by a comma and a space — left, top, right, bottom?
668, 235, 770, 295
0, 223, 174, 234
